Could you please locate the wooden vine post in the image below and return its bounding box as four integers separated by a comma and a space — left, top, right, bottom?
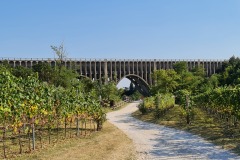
32, 121, 36, 150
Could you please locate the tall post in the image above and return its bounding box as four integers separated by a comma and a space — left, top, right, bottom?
104, 59, 108, 84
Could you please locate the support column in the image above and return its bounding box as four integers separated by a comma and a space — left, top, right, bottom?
85, 61, 87, 77
153, 60, 157, 85
137, 61, 139, 76
94, 60, 97, 80
145, 61, 147, 83
119, 61, 122, 80
104, 59, 108, 84
79, 60, 82, 75
99, 60, 102, 81
128, 60, 130, 74
213, 62, 216, 74
114, 60, 117, 82
133, 60, 135, 74
124, 60, 126, 77
209, 61, 212, 76
149, 61, 152, 86
90, 60, 92, 79
110, 61, 112, 81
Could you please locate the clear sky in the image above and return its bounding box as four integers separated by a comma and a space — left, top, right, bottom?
1, 0, 240, 60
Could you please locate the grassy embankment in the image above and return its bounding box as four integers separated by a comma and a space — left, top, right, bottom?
132, 105, 240, 155
7, 102, 136, 160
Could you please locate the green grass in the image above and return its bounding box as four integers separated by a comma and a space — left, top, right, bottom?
132, 105, 240, 155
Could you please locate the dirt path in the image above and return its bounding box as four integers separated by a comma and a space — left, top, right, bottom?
107, 102, 240, 160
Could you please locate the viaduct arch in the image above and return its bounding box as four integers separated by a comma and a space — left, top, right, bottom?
0, 58, 224, 96
118, 74, 150, 97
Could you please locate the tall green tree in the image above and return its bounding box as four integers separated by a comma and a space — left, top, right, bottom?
12, 66, 33, 79
173, 61, 188, 74
32, 62, 57, 84
151, 69, 180, 94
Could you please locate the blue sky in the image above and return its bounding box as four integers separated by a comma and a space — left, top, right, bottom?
1, 0, 240, 61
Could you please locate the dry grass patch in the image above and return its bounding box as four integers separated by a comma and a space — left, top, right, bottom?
14, 122, 136, 160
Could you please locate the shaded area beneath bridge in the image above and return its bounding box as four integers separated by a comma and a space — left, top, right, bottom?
123, 74, 151, 97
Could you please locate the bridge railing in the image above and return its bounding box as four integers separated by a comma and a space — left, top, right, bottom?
0, 57, 226, 62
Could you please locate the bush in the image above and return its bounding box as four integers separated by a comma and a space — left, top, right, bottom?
154, 94, 175, 119
138, 103, 147, 114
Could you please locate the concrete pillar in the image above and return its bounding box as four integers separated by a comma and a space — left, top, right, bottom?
153, 59, 157, 71
209, 61, 212, 76
119, 61, 122, 80
85, 61, 87, 77
90, 60, 92, 79
104, 59, 108, 84
205, 61, 208, 76
124, 60, 126, 76
149, 61, 152, 85
133, 60, 135, 74
145, 62, 147, 83
110, 61, 112, 81
94, 61, 97, 80
114, 60, 117, 82
127, 60, 131, 74
137, 61, 139, 76
213, 62, 216, 74
79, 60, 82, 75
99, 60, 102, 82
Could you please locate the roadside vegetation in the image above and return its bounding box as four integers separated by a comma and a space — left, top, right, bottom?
0, 44, 130, 159
134, 56, 240, 155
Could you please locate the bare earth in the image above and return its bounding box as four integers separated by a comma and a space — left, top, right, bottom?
107, 102, 240, 160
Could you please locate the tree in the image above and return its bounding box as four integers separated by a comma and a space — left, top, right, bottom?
12, 66, 33, 79
32, 62, 57, 84
191, 65, 205, 77
51, 43, 67, 62
217, 56, 240, 86
173, 61, 188, 74
50, 43, 79, 88
151, 69, 180, 94
173, 62, 206, 94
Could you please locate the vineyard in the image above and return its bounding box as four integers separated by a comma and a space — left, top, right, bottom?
135, 56, 240, 153
193, 86, 240, 126
0, 67, 106, 159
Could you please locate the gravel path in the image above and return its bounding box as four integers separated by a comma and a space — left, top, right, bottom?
107, 102, 240, 160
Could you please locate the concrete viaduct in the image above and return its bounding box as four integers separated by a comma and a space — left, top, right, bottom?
0, 58, 224, 96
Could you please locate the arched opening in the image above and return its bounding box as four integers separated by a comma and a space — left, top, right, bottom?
117, 74, 150, 97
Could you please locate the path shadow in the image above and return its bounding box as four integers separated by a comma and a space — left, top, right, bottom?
108, 111, 240, 159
